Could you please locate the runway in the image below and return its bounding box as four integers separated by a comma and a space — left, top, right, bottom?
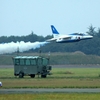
0, 88, 100, 94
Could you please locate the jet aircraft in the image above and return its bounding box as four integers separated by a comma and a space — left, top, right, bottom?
47, 25, 93, 43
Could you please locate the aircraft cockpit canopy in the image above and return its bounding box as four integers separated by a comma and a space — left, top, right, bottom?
70, 33, 84, 35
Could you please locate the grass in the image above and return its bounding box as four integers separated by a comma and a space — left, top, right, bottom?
49, 52, 100, 64
0, 67, 100, 78
52, 68, 100, 78
1, 52, 100, 65
1, 53, 100, 99
0, 67, 100, 88
0, 67, 100, 100
0, 68, 13, 78
0, 93, 100, 100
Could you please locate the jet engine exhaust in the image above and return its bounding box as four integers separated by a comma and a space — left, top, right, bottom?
0, 41, 48, 54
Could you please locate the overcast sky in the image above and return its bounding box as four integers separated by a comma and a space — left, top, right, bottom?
0, 0, 100, 37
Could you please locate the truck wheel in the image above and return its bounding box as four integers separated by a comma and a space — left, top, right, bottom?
19, 72, 24, 78
30, 74, 35, 78
41, 74, 47, 78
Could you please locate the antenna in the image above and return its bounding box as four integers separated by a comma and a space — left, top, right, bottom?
39, 50, 41, 56
48, 51, 51, 58
17, 47, 19, 56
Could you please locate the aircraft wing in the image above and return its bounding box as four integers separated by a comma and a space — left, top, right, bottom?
59, 36, 71, 39
46, 36, 71, 42
46, 38, 57, 42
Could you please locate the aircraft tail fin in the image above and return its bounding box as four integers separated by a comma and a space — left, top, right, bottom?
51, 25, 59, 38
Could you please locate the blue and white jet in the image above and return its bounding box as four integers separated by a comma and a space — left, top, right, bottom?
47, 25, 93, 43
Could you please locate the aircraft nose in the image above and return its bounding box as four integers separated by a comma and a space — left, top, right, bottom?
90, 35, 93, 38
87, 35, 93, 39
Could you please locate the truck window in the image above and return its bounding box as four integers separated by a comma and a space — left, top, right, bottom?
15, 59, 20, 65
37, 58, 42, 66
43, 58, 48, 65
20, 59, 25, 65
26, 59, 30, 65
30, 59, 36, 65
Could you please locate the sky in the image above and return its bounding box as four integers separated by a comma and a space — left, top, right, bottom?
0, 0, 100, 37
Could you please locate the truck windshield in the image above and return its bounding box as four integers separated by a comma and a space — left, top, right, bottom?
43, 58, 49, 66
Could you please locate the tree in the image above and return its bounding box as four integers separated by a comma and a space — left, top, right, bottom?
87, 25, 96, 36
96, 28, 100, 37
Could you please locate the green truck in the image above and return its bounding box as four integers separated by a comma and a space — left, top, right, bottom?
12, 56, 52, 78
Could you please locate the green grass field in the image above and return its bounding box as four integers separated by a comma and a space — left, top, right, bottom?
0, 67, 100, 88
0, 93, 100, 100
1, 52, 100, 65
0, 67, 100, 100
1, 53, 100, 99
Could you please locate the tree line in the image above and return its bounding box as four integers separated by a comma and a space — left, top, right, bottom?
0, 25, 100, 55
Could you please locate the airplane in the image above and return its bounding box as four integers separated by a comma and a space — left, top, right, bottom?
47, 25, 93, 43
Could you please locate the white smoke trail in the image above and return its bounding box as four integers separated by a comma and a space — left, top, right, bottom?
0, 41, 48, 54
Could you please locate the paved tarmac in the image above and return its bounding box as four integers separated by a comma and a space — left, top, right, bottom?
0, 88, 100, 94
